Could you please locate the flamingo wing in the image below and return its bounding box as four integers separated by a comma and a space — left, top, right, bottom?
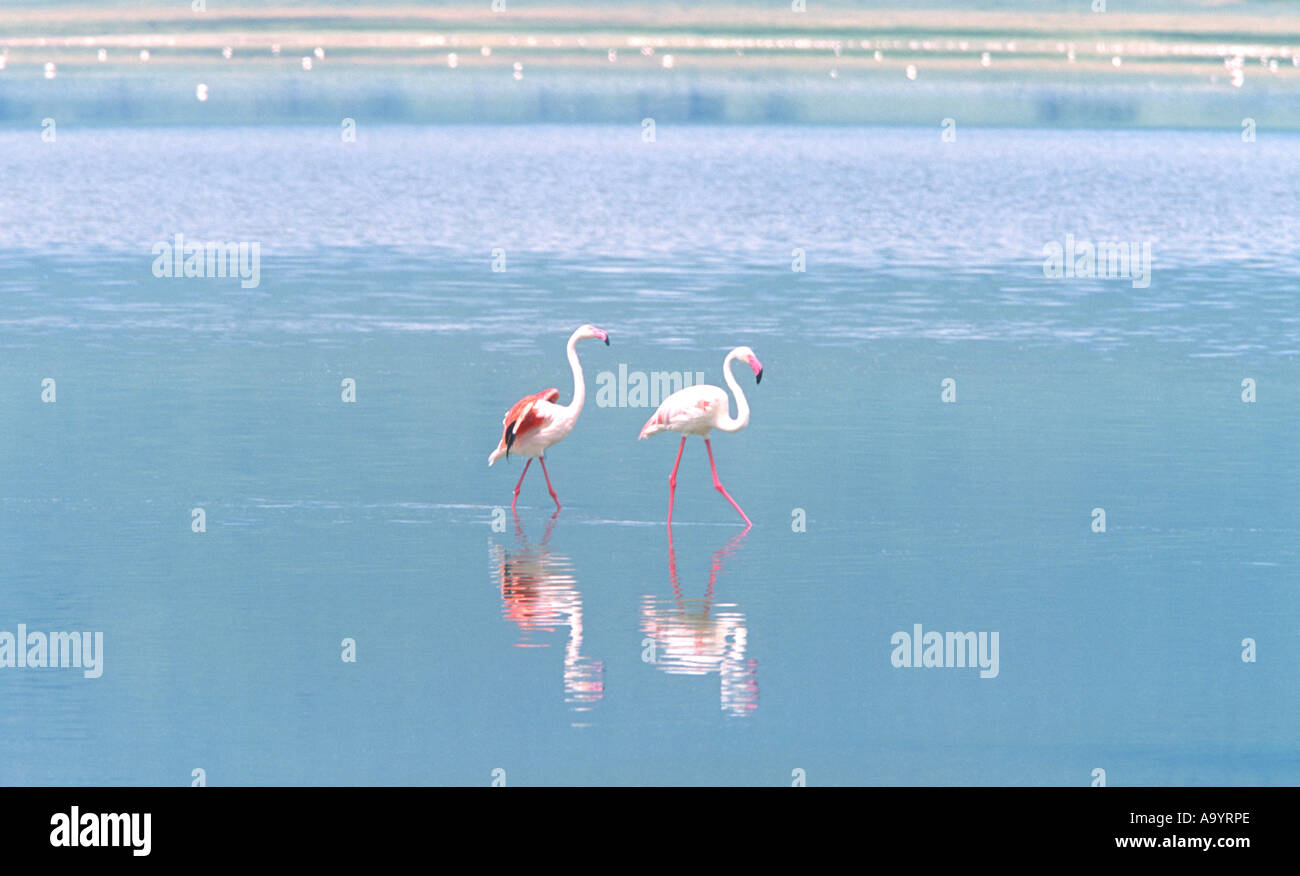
501, 387, 561, 455
639, 385, 724, 438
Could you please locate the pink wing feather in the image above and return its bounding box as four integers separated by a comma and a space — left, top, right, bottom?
499, 388, 560, 456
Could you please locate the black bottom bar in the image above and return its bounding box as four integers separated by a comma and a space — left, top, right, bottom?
3, 787, 1285, 860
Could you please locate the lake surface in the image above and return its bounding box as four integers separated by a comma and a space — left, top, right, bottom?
0, 125, 1297, 785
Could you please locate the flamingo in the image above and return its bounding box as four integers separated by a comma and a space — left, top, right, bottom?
488, 324, 609, 512
638, 346, 763, 527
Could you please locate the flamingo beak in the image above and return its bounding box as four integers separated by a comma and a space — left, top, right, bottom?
748, 355, 763, 384
595, 328, 610, 345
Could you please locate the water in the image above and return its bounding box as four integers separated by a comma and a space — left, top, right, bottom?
1, 125, 1297, 785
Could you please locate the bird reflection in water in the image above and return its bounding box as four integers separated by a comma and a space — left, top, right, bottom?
490, 512, 604, 715
639, 527, 758, 717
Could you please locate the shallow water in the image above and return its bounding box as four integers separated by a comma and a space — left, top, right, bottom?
0, 125, 1296, 785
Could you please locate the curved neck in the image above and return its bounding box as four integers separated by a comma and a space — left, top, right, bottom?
564, 329, 586, 414
716, 350, 750, 433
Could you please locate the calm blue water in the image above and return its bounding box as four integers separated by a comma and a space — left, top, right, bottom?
1, 125, 1297, 785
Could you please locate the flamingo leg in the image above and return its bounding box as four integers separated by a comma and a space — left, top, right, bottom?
667, 436, 687, 525
538, 455, 562, 511
511, 459, 532, 512
704, 438, 751, 528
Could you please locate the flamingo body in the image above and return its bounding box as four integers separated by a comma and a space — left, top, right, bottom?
488, 324, 609, 511
639, 346, 763, 528
639, 384, 731, 438
492, 387, 562, 462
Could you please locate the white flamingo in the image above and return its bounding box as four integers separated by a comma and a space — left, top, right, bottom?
638, 346, 763, 527
488, 324, 609, 512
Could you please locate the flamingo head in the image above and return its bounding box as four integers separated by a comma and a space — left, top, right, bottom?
579, 324, 610, 345
733, 346, 763, 384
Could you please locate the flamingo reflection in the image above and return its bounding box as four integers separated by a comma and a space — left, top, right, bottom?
490, 512, 604, 712
639, 526, 758, 717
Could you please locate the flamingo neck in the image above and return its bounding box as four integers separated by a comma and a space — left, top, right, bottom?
716, 350, 750, 433
563, 328, 586, 416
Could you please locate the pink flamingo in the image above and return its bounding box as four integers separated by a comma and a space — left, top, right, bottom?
638, 346, 763, 527
488, 324, 609, 512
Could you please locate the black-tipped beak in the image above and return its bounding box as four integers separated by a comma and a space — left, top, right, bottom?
755, 369, 763, 384
604, 335, 610, 346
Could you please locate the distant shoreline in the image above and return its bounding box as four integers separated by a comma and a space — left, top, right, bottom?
3, 3, 1297, 128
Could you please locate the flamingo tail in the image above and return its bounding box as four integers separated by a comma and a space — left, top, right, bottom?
638, 411, 666, 440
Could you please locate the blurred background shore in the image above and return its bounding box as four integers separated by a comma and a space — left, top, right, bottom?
2, 1, 1299, 128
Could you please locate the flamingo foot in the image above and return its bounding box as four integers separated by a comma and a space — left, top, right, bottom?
511, 458, 532, 513
715, 485, 751, 527
667, 436, 686, 526
539, 456, 562, 512
704, 439, 750, 527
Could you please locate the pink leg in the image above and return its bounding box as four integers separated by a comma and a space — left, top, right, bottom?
539, 455, 562, 511
511, 459, 532, 512
705, 439, 751, 528
667, 436, 686, 525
